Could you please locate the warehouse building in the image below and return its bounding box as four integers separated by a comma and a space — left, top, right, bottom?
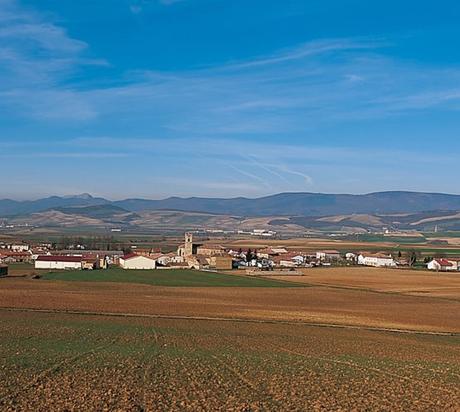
35, 255, 83, 270
119, 253, 156, 270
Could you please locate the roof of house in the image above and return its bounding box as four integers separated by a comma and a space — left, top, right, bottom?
435, 259, 453, 267
359, 252, 393, 259
36, 255, 82, 263
198, 244, 226, 250
270, 248, 288, 254
121, 252, 137, 260
122, 253, 156, 261
0, 251, 31, 257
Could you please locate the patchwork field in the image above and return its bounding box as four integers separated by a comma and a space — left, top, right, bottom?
0, 267, 459, 410
270, 266, 460, 299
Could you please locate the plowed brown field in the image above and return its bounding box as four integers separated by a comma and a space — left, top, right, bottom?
270, 266, 460, 299
0, 311, 459, 411
1, 268, 459, 411
0, 277, 459, 332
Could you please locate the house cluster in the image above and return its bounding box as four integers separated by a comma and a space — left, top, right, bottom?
228, 248, 400, 270
227, 248, 340, 270
0, 242, 34, 264
2, 236, 460, 273
0, 240, 125, 271
35, 233, 231, 271
116, 233, 233, 270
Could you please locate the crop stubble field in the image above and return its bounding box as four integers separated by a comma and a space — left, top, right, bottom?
0, 267, 459, 411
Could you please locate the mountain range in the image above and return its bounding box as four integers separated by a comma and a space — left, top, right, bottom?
3, 192, 460, 233
2, 191, 460, 217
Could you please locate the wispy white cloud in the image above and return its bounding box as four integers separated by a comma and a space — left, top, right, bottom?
71, 40, 460, 134
225, 37, 384, 69
3, 1, 460, 129
0, 23, 87, 52
0, 0, 106, 121
3, 134, 460, 199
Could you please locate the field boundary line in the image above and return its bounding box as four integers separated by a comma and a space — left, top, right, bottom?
300, 281, 460, 303
0, 306, 459, 337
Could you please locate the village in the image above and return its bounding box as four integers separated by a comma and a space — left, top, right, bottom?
1, 232, 459, 276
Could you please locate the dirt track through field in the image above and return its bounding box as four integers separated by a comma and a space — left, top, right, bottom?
1, 306, 458, 337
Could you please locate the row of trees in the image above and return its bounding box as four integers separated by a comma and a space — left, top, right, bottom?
55, 236, 130, 251
397, 250, 448, 266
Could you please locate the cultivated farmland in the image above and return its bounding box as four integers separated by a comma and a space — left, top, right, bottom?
0, 268, 459, 411
41, 268, 299, 288
0, 311, 459, 411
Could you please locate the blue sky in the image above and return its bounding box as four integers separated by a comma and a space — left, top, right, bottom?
1, 0, 460, 200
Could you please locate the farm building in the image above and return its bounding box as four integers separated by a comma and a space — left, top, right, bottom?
0, 251, 32, 264
207, 255, 233, 270
316, 250, 341, 261
10, 244, 30, 252
358, 253, 397, 268
35, 255, 83, 270
257, 248, 289, 259
50, 250, 123, 265
427, 259, 458, 272
119, 253, 156, 270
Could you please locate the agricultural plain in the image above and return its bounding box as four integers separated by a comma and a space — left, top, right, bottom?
1, 267, 459, 410
270, 266, 460, 299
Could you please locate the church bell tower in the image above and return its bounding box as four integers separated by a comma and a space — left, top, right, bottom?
184, 232, 194, 257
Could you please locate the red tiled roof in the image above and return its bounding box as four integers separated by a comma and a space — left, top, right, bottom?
122, 253, 156, 261
0, 251, 31, 257
122, 253, 138, 260
36, 255, 82, 263
436, 259, 453, 267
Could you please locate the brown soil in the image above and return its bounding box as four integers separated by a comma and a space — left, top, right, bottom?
0, 311, 459, 411
269, 266, 460, 299
0, 277, 459, 333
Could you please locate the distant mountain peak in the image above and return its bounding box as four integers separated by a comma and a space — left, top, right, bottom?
62, 193, 94, 200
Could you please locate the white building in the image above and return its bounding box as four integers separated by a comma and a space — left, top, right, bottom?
11, 244, 30, 252
119, 253, 156, 270
316, 250, 341, 261
35, 255, 82, 270
345, 252, 357, 261
427, 259, 457, 272
279, 260, 296, 268
358, 254, 396, 268
157, 254, 184, 266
